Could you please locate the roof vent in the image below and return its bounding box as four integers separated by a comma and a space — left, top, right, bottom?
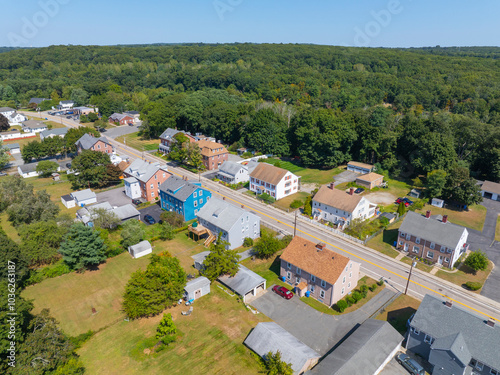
486, 319, 495, 328
445, 300, 453, 308
316, 242, 326, 251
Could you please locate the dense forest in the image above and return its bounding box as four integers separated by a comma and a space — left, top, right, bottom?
0, 43, 498, 182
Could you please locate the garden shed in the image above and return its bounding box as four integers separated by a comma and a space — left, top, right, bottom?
218, 265, 266, 302
431, 198, 444, 208
184, 276, 210, 301
128, 240, 152, 259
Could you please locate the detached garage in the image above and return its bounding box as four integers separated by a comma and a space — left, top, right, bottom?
347, 161, 374, 174
71, 189, 97, 207
61, 194, 75, 209
128, 240, 152, 259
481, 180, 500, 201
356, 172, 384, 190
218, 265, 266, 303
184, 276, 210, 301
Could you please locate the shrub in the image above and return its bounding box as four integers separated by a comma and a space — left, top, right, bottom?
465, 281, 482, 291
352, 291, 363, 303
360, 284, 369, 293
464, 250, 489, 273
160, 211, 185, 228
377, 279, 384, 286
243, 237, 254, 247
336, 299, 348, 313
346, 295, 355, 306
290, 199, 303, 209
369, 284, 377, 292
258, 192, 275, 204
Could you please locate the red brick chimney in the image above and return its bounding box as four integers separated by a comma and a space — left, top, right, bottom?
349, 187, 354, 196
487, 319, 496, 328
442, 215, 448, 224
316, 242, 326, 251
223, 197, 226, 200
445, 300, 453, 308
329, 182, 335, 190
425, 210, 431, 219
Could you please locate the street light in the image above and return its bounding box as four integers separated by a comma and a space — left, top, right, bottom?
404, 258, 417, 295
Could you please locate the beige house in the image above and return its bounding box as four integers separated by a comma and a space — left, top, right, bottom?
280, 237, 360, 307
356, 172, 384, 190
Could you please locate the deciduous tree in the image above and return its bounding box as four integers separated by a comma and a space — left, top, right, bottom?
464, 250, 489, 273
36, 160, 59, 177
120, 219, 145, 249
202, 234, 240, 281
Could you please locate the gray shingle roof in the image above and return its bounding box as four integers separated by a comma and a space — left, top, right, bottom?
109, 113, 130, 121
310, 319, 403, 375
124, 159, 169, 184
244, 322, 320, 374
4, 143, 20, 150
40, 128, 68, 138
29, 98, 48, 104
218, 161, 246, 177
18, 162, 38, 173
197, 198, 256, 232
399, 211, 467, 250
431, 332, 471, 367
22, 120, 47, 129
184, 276, 210, 294
159, 175, 204, 202
75, 133, 111, 150
71, 188, 96, 202
159, 128, 183, 140
410, 294, 500, 371
129, 240, 151, 253
191, 250, 210, 265
0, 107, 15, 112
112, 204, 140, 220
61, 194, 73, 202
218, 265, 265, 296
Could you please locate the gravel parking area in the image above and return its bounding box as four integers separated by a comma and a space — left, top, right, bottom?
333, 170, 359, 184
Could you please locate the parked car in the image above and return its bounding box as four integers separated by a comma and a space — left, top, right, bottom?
402, 197, 414, 205
396, 198, 410, 207
272, 285, 293, 300
354, 187, 364, 194
396, 352, 425, 375
65, 163, 72, 169
143, 214, 156, 224
132, 199, 141, 206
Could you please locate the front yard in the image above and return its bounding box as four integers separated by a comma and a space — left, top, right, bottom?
272, 191, 310, 211
436, 261, 494, 291
375, 294, 421, 334
366, 220, 402, 258
116, 132, 159, 151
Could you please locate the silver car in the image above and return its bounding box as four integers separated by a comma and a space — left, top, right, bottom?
396, 352, 425, 375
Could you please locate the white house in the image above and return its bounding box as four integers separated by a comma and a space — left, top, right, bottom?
249, 163, 300, 200
59, 100, 74, 109
216, 161, 249, 184
128, 240, 152, 259
22, 120, 48, 133
481, 180, 500, 201
70, 189, 97, 207
0, 107, 27, 126
17, 163, 41, 178
40, 127, 68, 141
3, 143, 20, 154
312, 183, 377, 229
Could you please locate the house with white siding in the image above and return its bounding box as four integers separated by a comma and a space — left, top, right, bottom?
249, 163, 300, 200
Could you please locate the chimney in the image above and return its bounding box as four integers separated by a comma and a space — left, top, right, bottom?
445, 300, 453, 308
223, 197, 226, 200
486, 319, 495, 328
426, 210, 431, 219
241, 205, 244, 208
349, 187, 354, 196
316, 242, 326, 251
443, 215, 448, 224
328, 182, 335, 190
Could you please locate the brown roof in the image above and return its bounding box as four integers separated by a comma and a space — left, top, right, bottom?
280, 237, 350, 285
482, 180, 500, 196
117, 161, 130, 171
313, 185, 363, 213
348, 161, 373, 170
249, 163, 289, 186
356, 172, 384, 183
197, 140, 228, 157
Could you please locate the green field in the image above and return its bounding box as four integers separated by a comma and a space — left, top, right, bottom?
272, 191, 310, 211
376, 294, 420, 334
366, 221, 401, 258
263, 158, 342, 185
116, 132, 159, 151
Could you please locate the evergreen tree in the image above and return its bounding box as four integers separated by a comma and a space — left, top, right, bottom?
59, 223, 106, 270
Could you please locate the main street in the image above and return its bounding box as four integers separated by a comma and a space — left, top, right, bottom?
27, 111, 500, 321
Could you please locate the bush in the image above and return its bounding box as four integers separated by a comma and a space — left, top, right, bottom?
377, 279, 384, 286
464, 250, 489, 273
243, 237, 254, 247
346, 295, 355, 306
336, 299, 348, 313
465, 281, 482, 291
26, 260, 72, 285
369, 284, 377, 292
258, 192, 275, 204
352, 291, 363, 303
160, 211, 185, 228
290, 199, 303, 209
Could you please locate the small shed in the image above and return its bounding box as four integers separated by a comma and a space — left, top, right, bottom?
409, 189, 422, 199
184, 276, 211, 301
431, 198, 444, 208
52, 173, 60, 181
71, 189, 97, 207
192, 251, 211, 271
61, 194, 75, 209
244, 322, 320, 375
128, 240, 152, 259
4, 143, 20, 154
356, 172, 384, 190
379, 212, 396, 224
347, 161, 374, 174
218, 265, 266, 303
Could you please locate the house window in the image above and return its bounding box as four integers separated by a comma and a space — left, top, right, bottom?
341, 287, 345, 295
296, 268, 301, 275
150, 184, 153, 189
416, 237, 420, 244
424, 334, 434, 344
310, 285, 315, 293
199, 190, 203, 196
319, 290, 325, 299
345, 266, 348, 272
194, 209, 198, 214
97, 144, 100, 149
400, 232, 405, 237
440, 247, 445, 253
287, 263, 291, 269
430, 242, 435, 249
475, 362, 484, 371
286, 272, 291, 280
347, 282, 351, 288
194, 201, 198, 207
311, 275, 316, 282
411, 327, 420, 335
155, 175, 157, 180
342, 276, 346, 284
193, 192, 197, 198
296, 276, 300, 284
151, 192, 154, 197
199, 199, 203, 204
349, 272, 352, 278
320, 280, 326, 288
349, 263, 352, 269
163, 173, 166, 178
406, 234, 411, 240
399, 240, 404, 246
413, 246, 419, 253
490, 369, 498, 375
427, 251, 434, 259
446, 248, 452, 253
445, 257, 450, 263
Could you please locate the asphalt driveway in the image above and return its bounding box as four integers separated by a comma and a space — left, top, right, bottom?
251, 287, 397, 355
96, 187, 132, 207
333, 170, 359, 184
139, 203, 163, 225
104, 123, 141, 139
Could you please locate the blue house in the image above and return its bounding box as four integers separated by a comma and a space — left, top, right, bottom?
159, 176, 211, 221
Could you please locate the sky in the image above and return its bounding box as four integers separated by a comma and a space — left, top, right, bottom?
2, 0, 499, 48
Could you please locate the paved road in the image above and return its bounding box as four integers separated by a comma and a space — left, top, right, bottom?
31, 112, 500, 322
252, 287, 398, 355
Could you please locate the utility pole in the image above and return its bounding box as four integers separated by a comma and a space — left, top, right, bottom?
405, 258, 417, 295
293, 210, 298, 237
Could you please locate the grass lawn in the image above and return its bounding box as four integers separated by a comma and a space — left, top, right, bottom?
77, 284, 268, 375
26, 114, 67, 129
2, 133, 40, 149
22, 232, 206, 336
400, 256, 434, 273
436, 261, 494, 291
366, 220, 402, 258
0, 212, 20, 242
263, 158, 343, 185
240, 251, 289, 289
376, 294, 420, 334
272, 191, 310, 212
496, 215, 500, 241
415, 203, 487, 232
116, 132, 159, 151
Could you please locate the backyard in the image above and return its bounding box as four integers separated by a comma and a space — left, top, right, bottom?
263, 157, 343, 185
415, 203, 487, 232
375, 294, 420, 334
116, 132, 160, 151
366, 220, 402, 258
